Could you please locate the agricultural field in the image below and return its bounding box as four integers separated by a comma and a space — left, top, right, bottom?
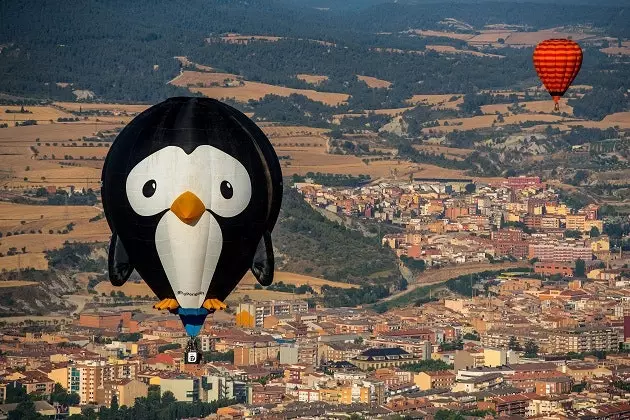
480, 99, 574, 116
190, 82, 349, 106
174, 56, 214, 72
413, 145, 474, 160
219, 34, 282, 44
357, 75, 392, 89
406, 94, 463, 110
425, 45, 503, 58
171, 70, 349, 105
413, 28, 596, 48
296, 74, 329, 85
0, 106, 75, 124
423, 113, 568, 134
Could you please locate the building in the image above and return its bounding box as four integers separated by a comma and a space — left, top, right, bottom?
161, 376, 199, 402
78, 312, 131, 330
484, 348, 507, 367
566, 215, 586, 231
95, 379, 148, 408
236, 300, 308, 328
350, 348, 417, 371
478, 394, 531, 417
318, 342, 364, 364
535, 377, 573, 396
535, 262, 574, 277
68, 360, 107, 405
13, 371, 55, 398
279, 342, 318, 367
201, 375, 235, 402
547, 327, 619, 354
527, 396, 573, 417
507, 176, 542, 190
414, 370, 455, 391
528, 243, 592, 262
250, 384, 284, 405
232, 337, 280, 367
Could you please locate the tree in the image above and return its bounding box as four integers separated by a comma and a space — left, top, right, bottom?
575, 258, 586, 277
590, 226, 600, 238
524, 339, 539, 358
161, 391, 176, 405
8, 400, 44, 420
465, 183, 476, 194
5, 382, 28, 403
564, 230, 583, 239
508, 336, 522, 351
111, 394, 119, 412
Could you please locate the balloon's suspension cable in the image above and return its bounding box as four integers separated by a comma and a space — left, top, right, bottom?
186, 335, 199, 353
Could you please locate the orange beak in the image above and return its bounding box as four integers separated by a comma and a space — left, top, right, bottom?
170, 191, 206, 225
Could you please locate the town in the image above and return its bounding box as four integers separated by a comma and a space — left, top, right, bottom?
1, 175, 629, 419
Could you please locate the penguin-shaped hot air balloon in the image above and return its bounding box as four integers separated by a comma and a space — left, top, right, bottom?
101, 97, 283, 339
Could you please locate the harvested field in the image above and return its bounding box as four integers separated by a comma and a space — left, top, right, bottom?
601, 46, 630, 55
467, 31, 514, 45
422, 113, 567, 134
188, 81, 349, 106
603, 112, 630, 124
406, 95, 462, 110
38, 145, 109, 159
413, 145, 473, 160
297, 74, 329, 85
0, 253, 48, 271
357, 75, 392, 89
174, 56, 214, 72
369, 107, 414, 116
504, 30, 592, 46
480, 99, 574, 116
0, 106, 75, 124
410, 30, 474, 41
239, 271, 357, 293
0, 281, 38, 288
220, 34, 282, 44
169, 70, 241, 87
54, 102, 148, 113
95, 280, 153, 297
261, 125, 328, 137
425, 45, 503, 58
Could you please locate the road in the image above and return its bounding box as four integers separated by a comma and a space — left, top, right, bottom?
382, 261, 530, 302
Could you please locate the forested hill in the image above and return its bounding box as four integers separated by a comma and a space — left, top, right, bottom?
273, 188, 401, 286
0, 0, 627, 102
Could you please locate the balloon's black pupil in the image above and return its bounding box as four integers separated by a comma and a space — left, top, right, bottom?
220, 181, 233, 199
142, 180, 156, 197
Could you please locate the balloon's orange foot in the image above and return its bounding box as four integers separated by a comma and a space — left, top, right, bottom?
202, 298, 227, 311
154, 298, 180, 311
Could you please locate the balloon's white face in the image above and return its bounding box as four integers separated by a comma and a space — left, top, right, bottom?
124, 145, 253, 308
126, 145, 252, 219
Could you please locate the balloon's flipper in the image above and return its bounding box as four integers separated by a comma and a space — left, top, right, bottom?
178, 308, 210, 337
154, 298, 180, 311
202, 298, 227, 311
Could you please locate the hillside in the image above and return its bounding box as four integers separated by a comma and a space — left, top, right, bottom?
273, 188, 400, 285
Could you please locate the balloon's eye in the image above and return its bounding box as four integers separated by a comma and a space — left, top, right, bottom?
220, 181, 233, 199
142, 180, 157, 198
